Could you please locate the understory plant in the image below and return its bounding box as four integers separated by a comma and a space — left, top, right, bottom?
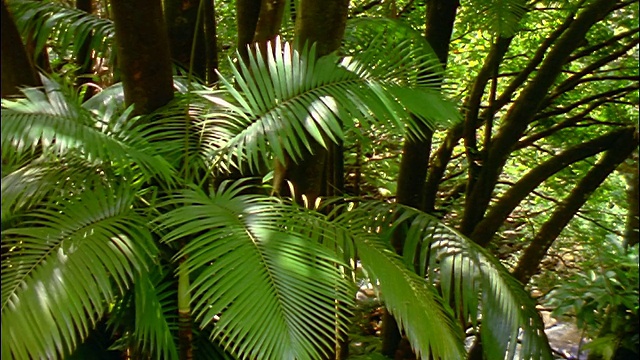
2, 22, 553, 359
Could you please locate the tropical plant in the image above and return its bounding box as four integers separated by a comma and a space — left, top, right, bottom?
545, 241, 639, 359
2, 26, 553, 360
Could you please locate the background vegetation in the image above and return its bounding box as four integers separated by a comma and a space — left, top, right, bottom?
2, 0, 638, 359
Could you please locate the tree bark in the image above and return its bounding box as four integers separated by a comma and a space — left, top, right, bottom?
164, 0, 218, 84
459, 0, 619, 236
111, 0, 174, 115
165, 0, 210, 82
253, 0, 286, 54
470, 127, 636, 247
511, 129, 638, 284
236, 0, 261, 64
203, 0, 219, 84
110, 0, 185, 357
395, 0, 459, 213
1, 0, 41, 98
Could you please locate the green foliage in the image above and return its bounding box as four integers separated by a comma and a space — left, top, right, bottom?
1, 184, 156, 359
546, 243, 639, 357
1, 50, 551, 360
337, 201, 554, 359
1, 4, 561, 358
8, 0, 115, 68
199, 34, 458, 173
157, 184, 356, 360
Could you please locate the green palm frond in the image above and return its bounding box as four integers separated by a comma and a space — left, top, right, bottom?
473, 0, 528, 37
1, 77, 176, 184
1, 155, 115, 226
273, 201, 468, 359
1, 185, 157, 359
341, 201, 554, 360
197, 37, 459, 173
134, 94, 216, 185
132, 268, 180, 360
157, 182, 355, 360
343, 17, 444, 88
8, 0, 115, 66
354, 233, 467, 358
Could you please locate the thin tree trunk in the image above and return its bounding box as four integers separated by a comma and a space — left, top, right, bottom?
1, 0, 41, 98
111, 0, 174, 116
236, 0, 261, 64
383, 1, 460, 357
511, 130, 638, 284
203, 0, 219, 84
76, 0, 96, 101
623, 154, 639, 249
165, 0, 207, 81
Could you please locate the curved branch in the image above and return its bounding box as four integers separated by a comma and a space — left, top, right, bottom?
566, 26, 639, 64
470, 127, 636, 247
460, 0, 619, 236
511, 128, 638, 284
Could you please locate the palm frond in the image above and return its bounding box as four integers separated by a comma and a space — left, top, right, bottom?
1, 155, 115, 226
342, 201, 554, 360
343, 17, 444, 88
1, 77, 176, 185
197, 37, 459, 173
269, 200, 468, 360
473, 0, 528, 37
132, 268, 180, 360
8, 0, 115, 67
157, 182, 355, 360
355, 233, 467, 359
1, 185, 157, 359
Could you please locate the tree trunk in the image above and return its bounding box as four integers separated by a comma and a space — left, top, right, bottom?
164, 0, 219, 84
1, 0, 41, 98
511, 129, 638, 284
623, 153, 639, 249
203, 0, 219, 84
165, 0, 207, 82
383, 1, 460, 358
253, 0, 286, 55
111, 0, 174, 115
110, 0, 184, 356
274, 0, 349, 204
236, 0, 261, 64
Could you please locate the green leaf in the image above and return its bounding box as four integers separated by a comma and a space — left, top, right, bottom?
1, 186, 156, 359
157, 184, 354, 360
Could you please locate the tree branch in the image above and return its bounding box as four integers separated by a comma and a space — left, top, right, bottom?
470, 127, 635, 246
461, 0, 619, 236
511, 129, 638, 284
